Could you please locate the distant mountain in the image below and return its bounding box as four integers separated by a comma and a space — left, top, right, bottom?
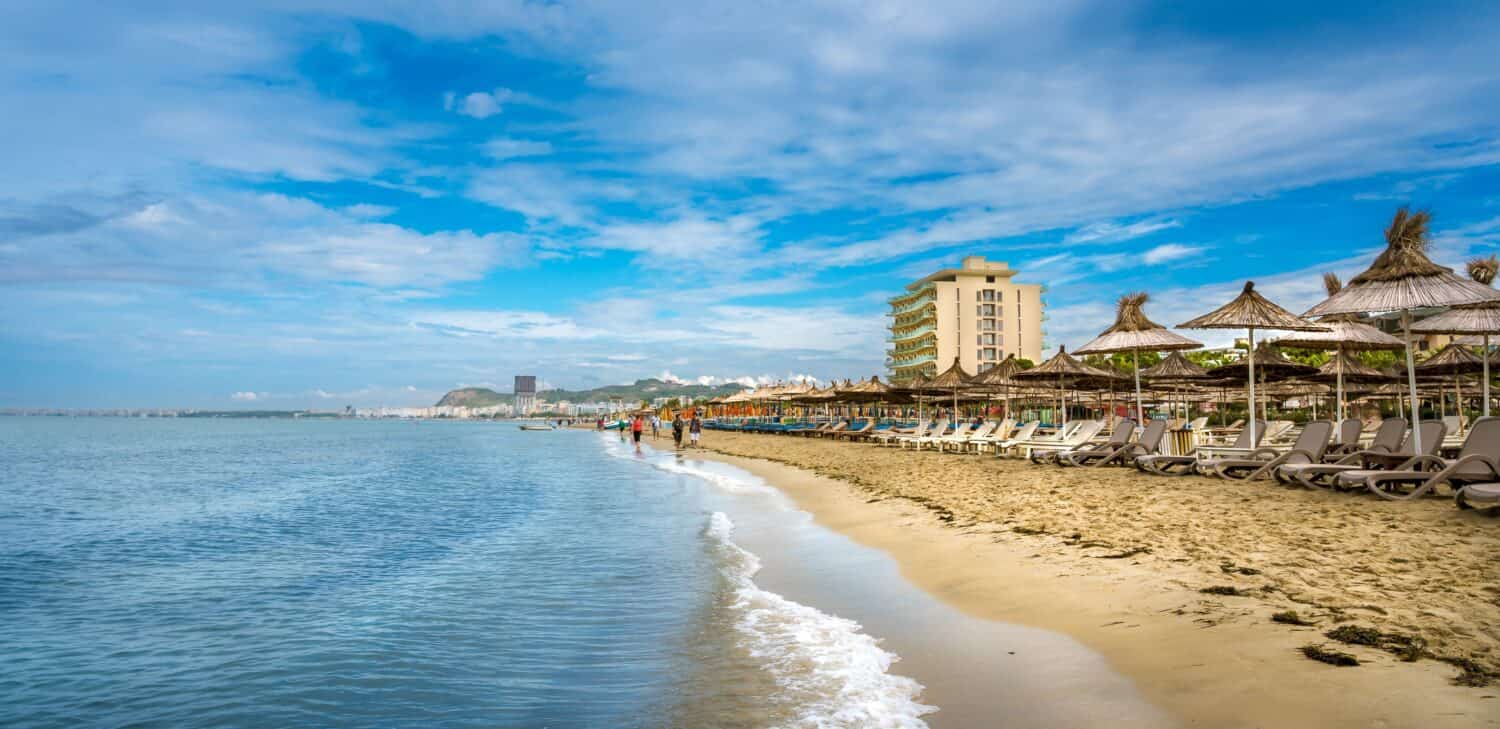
433, 379, 749, 408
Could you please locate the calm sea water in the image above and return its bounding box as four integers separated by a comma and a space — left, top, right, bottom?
0, 418, 928, 728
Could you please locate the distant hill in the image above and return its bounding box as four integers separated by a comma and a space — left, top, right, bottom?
434, 379, 749, 408
435, 388, 507, 408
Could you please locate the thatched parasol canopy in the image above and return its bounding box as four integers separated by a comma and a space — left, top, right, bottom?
1012, 346, 1118, 381
927, 359, 974, 390
1011, 346, 1120, 425
1179, 281, 1324, 443
1273, 319, 1403, 351
1140, 351, 1209, 381
1206, 343, 1319, 381
1179, 281, 1326, 332
1304, 210, 1500, 317
1412, 343, 1487, 377
1304, 350, 1396, 385
1075, 292, 1202, 422
971, 355, 1027, 387
1075, 293, 1203, 354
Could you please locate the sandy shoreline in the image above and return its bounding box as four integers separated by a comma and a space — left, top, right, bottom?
692, 431, 1498, 728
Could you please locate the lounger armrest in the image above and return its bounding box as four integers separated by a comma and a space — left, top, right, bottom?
1245, 447, 1282, 460
1392, 454, 1449, 472
1433, 454, 1500, 482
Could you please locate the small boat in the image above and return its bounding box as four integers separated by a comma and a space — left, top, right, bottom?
518, 424, 555, 431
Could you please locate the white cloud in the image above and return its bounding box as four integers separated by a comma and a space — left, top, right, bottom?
230, 391, 260, 401
343, 203, 395, 218
444, 88, 513, 119
1141, 243, 1205, 265
1065, 219, 1183, 245
482, 137, 554, 159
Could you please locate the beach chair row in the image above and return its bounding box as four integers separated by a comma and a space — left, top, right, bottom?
711, 413, 1500, 510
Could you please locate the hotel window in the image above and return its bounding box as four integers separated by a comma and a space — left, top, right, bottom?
979, 304, 995, 317
981, 333, 995, 345
995, 334, 1003, 347
983, 348, 996, 360
976, 349, 985, 362
979, 319, 995, 331
982, 289, 996, 302
994, 305, 1003, 319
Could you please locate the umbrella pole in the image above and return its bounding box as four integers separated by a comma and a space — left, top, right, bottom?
1402, 310, 1423, 455
1247, 327, 1258, 444
1336, 345, 1345, 423
1133, 349, 1144, 424
1456, 375, 1464, 436
1485, 334, 1492, 419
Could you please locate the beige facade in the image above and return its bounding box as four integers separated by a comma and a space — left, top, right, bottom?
887, 256, 1045, 381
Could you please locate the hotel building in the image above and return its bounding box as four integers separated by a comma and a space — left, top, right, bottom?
887, 256, 1045, 381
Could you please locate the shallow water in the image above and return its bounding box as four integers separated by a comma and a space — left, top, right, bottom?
0, 419, 937, 727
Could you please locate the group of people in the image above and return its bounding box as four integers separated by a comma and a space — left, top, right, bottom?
609, 412, 702, 452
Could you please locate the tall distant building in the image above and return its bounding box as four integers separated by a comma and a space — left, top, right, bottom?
514, 375, 537, 415
887, 255, 1044, 381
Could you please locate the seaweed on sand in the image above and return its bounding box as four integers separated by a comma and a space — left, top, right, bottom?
1301, 644, 1359, 667
1325, 625, 1427, 662
1199, 585, 1246, 596
1271, 610, 1315, 626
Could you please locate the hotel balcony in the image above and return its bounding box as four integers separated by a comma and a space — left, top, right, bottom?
887, 284, 936, 311
887, 325, 936, 343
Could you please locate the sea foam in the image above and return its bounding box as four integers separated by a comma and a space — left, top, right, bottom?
704, 512, 935, 729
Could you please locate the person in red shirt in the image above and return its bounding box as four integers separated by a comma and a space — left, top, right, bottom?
631, 414, 645, 451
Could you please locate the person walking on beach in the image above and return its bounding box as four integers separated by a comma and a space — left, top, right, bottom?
631, 414, 645, 452
688, 414, 702, 448
651, 414, 660, 440
671, 413, 684, 448
618, 417, 627, 440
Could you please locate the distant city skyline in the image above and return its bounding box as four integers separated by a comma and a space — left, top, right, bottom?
4, 2, 1500, 408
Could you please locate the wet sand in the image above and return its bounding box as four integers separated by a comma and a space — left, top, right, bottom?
694, 431, 1500, 728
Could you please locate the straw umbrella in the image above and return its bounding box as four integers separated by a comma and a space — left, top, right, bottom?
1140, 350, 1210, 423
1075, 293, 1202, 425
899, 371, 934, 423
1412, 343, 1487, 434
1205, 342, 1319, 424
1274, 273, 1404, 421
1412, 255, 1500, 417
1179, 281, 1327, 445
970, 354, 1027, 419
1011, 346, 1120, 427
926, 358, 975, 423
1304, 209, 1500, 454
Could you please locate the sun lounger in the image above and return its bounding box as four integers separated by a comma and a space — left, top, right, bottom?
913, 422, 970, 450
979, 420, 1038, 455
836, 420, 877, 441
874, 420, 930, 446
963, 418, 1015, 453
1136, 421, 1264, 476
1193, 421, 1293, 459
1322, 418, 1365, 458
1357, 418, 1500, 500
1456, 480, 1500, 510
1211, 420, 1335, 481
1064, 419, 1168, 467
1013, 420, 1104, 460
1038, 419, 1136, 465
898, 421, 949, 449
1276, 418, 1414, 488
814, 421, 848, 438
939, 421, 996, 452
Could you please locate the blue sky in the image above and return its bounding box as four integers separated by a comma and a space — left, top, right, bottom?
3, 1, 1500, 408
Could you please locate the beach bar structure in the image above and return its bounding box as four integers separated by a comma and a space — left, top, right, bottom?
888, 255, 1044, 382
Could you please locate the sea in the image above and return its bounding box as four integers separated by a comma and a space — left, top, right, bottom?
0, 418, 934, 728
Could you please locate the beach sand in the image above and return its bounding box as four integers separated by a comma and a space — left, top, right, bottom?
693, 431, 1499, 728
